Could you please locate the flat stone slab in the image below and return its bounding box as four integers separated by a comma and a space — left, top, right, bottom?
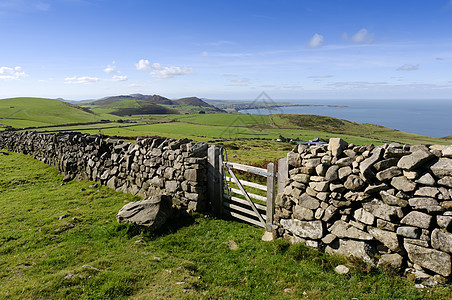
280, 219, 324, 239
400, 211, 432, 229
397, 150, 434, 170
430, 158, 452, 178
404, 242, 451, 277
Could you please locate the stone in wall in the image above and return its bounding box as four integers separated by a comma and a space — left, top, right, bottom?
0, 131, 209, 215
275, 137, 452, 282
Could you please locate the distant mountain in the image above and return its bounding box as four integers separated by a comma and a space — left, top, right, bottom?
91, 94, 173, 106
174, 97, 213, 107
88, 94, 225, 115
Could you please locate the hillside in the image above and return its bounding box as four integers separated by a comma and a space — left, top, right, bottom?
91, 94, 173, 106
0, 97, 103, 129
87, 94, 225, 115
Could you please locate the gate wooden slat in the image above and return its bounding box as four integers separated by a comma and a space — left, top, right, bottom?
223, 211, 266, 228
225, 176, 267, 191
223, 202, 266, 219
229, 187, 267, 202
224, 195, 267, 211
225, 165, 267, 227
225, 162, 274, 177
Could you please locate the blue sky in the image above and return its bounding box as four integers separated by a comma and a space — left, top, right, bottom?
1, 0, 452, 101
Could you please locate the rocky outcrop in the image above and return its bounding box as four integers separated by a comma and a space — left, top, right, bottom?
276, 138, 452, 284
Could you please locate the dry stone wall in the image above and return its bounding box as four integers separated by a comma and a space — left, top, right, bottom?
0, 131, 208, 212
275, 138, 452, 284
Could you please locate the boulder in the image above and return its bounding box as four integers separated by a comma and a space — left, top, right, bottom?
404, 243, 451, 277
431, 228, 452, 253
379, 191, 408, 207
293, 206, 314, 221
430, 158, 452, 178
354, 208, 375, 225
338, 166, 352, 180
400, 211, 432, 229
326, 239, 376, 265
414, 187, 440, 198
408, 197, 443, 213
329, 220, 373, 240
328, 138, 348, 157
309, 181, 329, 192
390, 176, 416, 192
376, 167, 402, 182
438, 176, 452, 188
377, 253, 403, 271
396, 226, 420, 239
416, 173, 436, 186
442, 145, 452, 157
287, 152, 302, 168
325, 165, 339, 182
293, 173, 311, 184
344, 175, 365, 191
437, 215, 452, 230
397, 150, 434, 170
303, 158, 322, 168
336, 157, 354, 167
368, 227, 400, 251
374, 158, 398, 171
280, 219, 324, 239
362, 199, 404, 222
360, 147, 384, 180
116, 195, 174, 231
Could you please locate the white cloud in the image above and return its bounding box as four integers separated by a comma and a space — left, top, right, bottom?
201, 51, 209, 57
307, 33, 324, 48
0, 65, 28, 80
308, 75, 333, 79
230, 79, 249, 83
135, 59, 151, 71
65, 76, 100, 84
349, 28, 375, 44
104, 62, 117, 74
111, 75, 128, 82
148, 62, 193, 79
397, 64, 419, 71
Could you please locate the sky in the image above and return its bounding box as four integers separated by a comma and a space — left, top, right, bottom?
1, 0, 452, 101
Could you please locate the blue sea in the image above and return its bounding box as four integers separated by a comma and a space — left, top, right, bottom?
239, 99, 452, 139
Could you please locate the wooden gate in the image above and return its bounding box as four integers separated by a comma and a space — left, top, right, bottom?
208, 145, 287, 232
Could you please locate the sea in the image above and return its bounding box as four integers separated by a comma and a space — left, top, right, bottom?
238, 99, 452, 139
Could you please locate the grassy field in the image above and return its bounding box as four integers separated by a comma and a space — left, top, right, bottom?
0, 97, 106, 128
1, 151, 451, 299
2, 97, 452, 166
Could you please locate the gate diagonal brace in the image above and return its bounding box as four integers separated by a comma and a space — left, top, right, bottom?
224, 163, 267, 227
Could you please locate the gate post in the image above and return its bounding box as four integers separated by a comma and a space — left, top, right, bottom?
208, 145, 223, 216
277, 157, 288, 193
266, 162, 276, 231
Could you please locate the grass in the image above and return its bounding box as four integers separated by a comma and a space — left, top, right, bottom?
0, 97, 104, 128
2, 97, 452, 166
1, 151, 452, 299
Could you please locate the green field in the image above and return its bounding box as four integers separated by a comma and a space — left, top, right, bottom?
1, 151, 451, 299
1, 97, 452, 165
0, 97, 105, 128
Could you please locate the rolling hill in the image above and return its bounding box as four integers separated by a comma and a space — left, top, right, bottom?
0, 97, 103, 128
87, 94, 225, 115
